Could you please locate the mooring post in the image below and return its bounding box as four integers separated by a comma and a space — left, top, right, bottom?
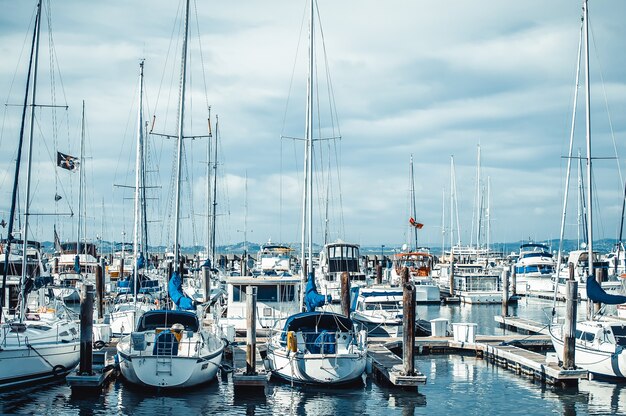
563, 278, 578, 370
501, 269, 509, 317
594, 268, 603, 315
242, 251, 248, 277
402, 271, 416, 376
53, 257, 59, 274
119, 258, 125, 280
510, 264, 517, 296
341, 271, 351, 317
246, 285, 257, 375
79, 284, 94, 375
95, 264, 104, 321
449, 255, 455, 297
202, 265, 211, 304
376, 262, 383, 285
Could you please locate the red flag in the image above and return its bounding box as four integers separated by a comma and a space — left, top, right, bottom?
409, 217, 424, 229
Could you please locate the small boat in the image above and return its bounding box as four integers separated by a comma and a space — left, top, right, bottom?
265, 311, 367, 385
350, 286, 432, 337
316, 240, 370, 302
390, 251, 441, 303
51, 272, 83, 303
116, 309, 224, 388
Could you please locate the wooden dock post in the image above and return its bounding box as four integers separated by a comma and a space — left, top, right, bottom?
511, 265, 517, 296
402, 267, 415, 376
594, 268, 603, 315
79, 284, 94, 376
119, 258, 124, 280
231, 285, 268, 390
202, 265, 211, 303
341, 271, 351, 317
563, 279, 578, 370
95, 264, 104, 321
501, 269, 509, 317
242, 251, 248, 276
376, 262, 383, 284
246, 285, 257, 375
449, 256, 455, 296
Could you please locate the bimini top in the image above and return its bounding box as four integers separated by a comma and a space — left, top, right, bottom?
136, 310, 199, 332
282, 311, 353, 333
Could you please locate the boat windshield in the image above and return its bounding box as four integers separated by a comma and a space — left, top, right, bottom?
612, 325, 626, 347
137, 311, 199, 332
365, 301, 401, 311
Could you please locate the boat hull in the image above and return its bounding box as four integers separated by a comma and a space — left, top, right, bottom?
265, 346, 366, 385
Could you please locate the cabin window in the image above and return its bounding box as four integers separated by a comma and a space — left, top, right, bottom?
575, 330, 595, 342
612, 326, 626, 346
232, 285, 279, 302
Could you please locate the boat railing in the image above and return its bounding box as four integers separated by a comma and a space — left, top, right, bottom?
129, 329, 203, 358
270, 327, 362, 354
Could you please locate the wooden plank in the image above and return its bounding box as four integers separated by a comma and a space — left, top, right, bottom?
494, 316, 549, 335
368, 344, 427, 386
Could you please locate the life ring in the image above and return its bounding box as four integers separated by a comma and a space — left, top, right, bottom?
93, 340, 106, 349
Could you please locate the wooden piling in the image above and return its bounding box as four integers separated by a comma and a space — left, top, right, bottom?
341, 271, 351, 317
594, 268, 603, 315
242, 251, 248, 276
402, 280, 416, 376
563, 279, 578, 370
376, 263, 383, 284
119, 258, 125, 279
502, 269, 509, 317
449, 256, 455, 296
511, 265, 517, 296
79, 284, 94, 376
53, 257, 58, 275
202, 265, 211, 303
246, 286, 257, 375
95, 265, 104, 320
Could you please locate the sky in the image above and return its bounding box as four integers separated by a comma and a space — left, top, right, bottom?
1, 0, 626, 253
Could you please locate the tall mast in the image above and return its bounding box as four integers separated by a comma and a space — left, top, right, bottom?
300, 0, 314, 309
206, 110, 212, 261
75, 100, 85, 270
173, 0, 190, 273
409, 154, 418, 250
583, 0, 593, 280
211, 115, 219, 263
18, 1, 43, 322
132, 60, 145, 301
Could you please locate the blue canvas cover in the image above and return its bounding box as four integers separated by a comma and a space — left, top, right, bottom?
168, 271, 194, 310
586, 275, 626, 305
304, 272, 331, 312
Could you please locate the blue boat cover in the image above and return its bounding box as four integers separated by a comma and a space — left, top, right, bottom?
586, 275, 626, 305
73, 255, 81, 273
136, 253, 146, 270
168, 271, 194, 310
304, 272, 331, 312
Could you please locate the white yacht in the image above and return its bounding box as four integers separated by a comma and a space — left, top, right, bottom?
315, 240, 369, 302
514, 243, 555, 294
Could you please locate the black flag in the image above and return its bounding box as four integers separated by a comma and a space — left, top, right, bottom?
56, 151, 79, 171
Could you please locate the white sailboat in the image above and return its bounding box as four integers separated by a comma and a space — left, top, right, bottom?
0, 0, 80, 388
116, 0, 225, 388
109, 61, 157, 337
264, 0, 367, 385
549, 0, 626, 379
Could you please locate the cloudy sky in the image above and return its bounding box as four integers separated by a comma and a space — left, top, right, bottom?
1, 0, 626, 253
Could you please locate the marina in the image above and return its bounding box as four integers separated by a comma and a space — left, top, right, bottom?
3, 0, 626, 415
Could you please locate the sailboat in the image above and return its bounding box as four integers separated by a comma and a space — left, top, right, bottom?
0, 0, 80, 388
109, 61, 158, 337
116, 0, 225, 388
549, 0, 626, 379
264, 0, 367, 385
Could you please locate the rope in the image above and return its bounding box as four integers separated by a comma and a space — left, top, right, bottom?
26, 343, 55, 370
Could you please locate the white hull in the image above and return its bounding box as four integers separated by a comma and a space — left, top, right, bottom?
550, 324, 626, 379
457, 290, 502, 304
265, 346, 366, 385
118, 351, 222, 388
415, 285, 441, 303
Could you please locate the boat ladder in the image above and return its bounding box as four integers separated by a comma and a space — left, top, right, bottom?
155, 356, 173, 375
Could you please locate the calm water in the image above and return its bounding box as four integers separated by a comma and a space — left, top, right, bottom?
2, 298, 625, 415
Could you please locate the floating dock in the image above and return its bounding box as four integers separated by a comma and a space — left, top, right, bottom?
368, 343, 427, 388
494, 316, 550, 335
228, 343, 269, 390
66, 348, 117, 389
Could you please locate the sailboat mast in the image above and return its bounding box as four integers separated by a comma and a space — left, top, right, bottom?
132, 60, 145, 301
583, 0, 593, 279
173, 0, 190, 273
300, 0, 314, 310
18, 0, 43, 322
206, 109, 212, 261
211, 115, 219, 263
409, 154, 418, 250
76, 101, 85, 267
